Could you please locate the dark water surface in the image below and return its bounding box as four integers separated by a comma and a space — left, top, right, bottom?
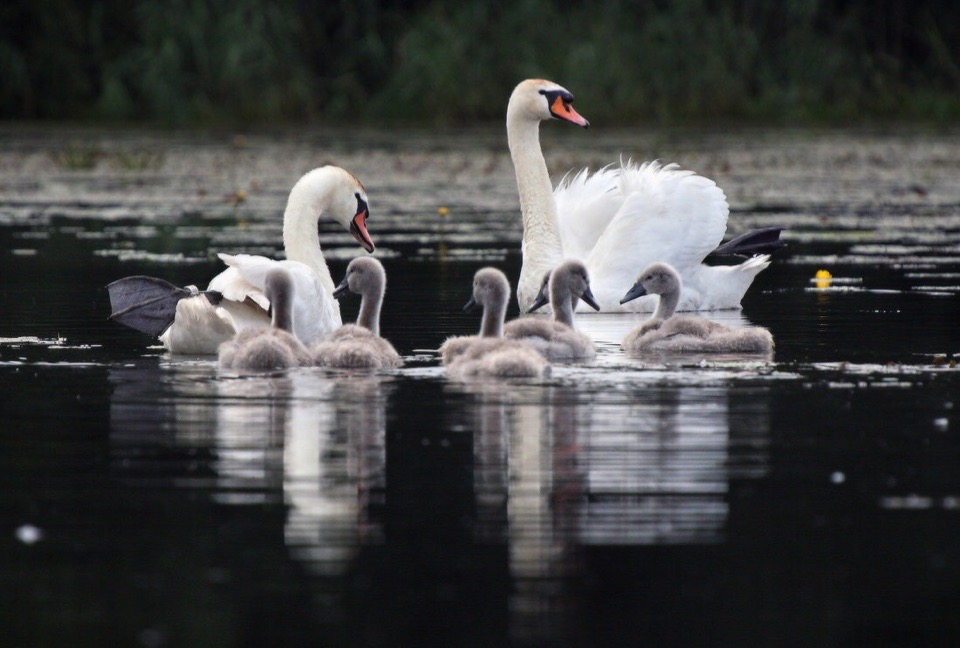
2, 125, 959, 646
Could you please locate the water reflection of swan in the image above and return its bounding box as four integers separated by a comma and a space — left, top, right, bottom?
108, 360, 388, 578
462, 378, 771, 641
283, 374, 388, 574
211, 371, 388, 575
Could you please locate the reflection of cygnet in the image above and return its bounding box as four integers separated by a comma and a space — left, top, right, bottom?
441, 267, 550, 379
311, 257, 402, 369
218, 269, 312, 370
621, 262, 774, 354
505, 259, 599, 360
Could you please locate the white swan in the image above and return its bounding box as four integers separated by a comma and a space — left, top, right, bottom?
506, 78, 782, 314
159, 165, 373, 354
620, 262, 774, 354
504, 259, 599, 360
218, 268, 313, 370
440, 267, 550, 379
311, 257, 403, 369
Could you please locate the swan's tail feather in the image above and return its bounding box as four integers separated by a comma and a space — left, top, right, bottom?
709, 227, 786, 258
739, 254, 772, 274
159, 295, 238, 354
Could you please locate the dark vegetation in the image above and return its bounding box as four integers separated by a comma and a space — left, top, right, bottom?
1, 0, 958, 125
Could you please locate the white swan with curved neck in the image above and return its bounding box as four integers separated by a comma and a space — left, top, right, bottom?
160, 165, 374, 354
507, 78, 777, 314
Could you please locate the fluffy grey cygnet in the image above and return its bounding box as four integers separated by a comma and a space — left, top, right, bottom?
620, 262, 774, 354
218, 269, 312, 370
311, 257, 402, 369
440, 267, 550, 378
504, 259, 600, 360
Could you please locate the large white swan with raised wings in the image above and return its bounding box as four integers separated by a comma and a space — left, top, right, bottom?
159, 165, 374, 354
506, 78, 782, 313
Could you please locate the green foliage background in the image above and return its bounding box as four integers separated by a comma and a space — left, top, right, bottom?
1, 0, 958, 124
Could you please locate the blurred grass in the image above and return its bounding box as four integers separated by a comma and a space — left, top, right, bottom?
1, 0, 958, 125
51, 145, 102, 170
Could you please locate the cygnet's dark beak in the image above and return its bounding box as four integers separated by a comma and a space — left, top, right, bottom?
580, 285, 601, 311
528, 286, 550, 313
620, 282, 648, 304
463, 296, 481, 313
333, 276, 350, 299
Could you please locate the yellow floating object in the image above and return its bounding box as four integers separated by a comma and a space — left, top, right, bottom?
814, 268, 832, 289
438, 206, 449, 216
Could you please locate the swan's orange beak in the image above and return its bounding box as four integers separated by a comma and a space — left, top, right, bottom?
350, 209, 375, 253
550, 96, 590, 128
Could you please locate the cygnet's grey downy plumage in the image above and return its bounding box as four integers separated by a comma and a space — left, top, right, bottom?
505, 259, 600, 360
438, 267, 508, 365
218, 269, 312, 370
620, 262, 774, 354
440, 267, 550, 378
310, 257, 402, 369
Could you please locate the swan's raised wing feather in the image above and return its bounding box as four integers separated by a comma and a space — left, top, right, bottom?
585, 162, 729, 305
217, 253, 340, 345
207, 266, 270, 311
554, 166, 624, 260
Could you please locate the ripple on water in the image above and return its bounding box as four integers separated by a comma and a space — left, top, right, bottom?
94, 249, 207, 264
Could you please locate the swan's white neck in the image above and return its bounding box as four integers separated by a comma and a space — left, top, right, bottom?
282, 175, 336, 295
508, 110, 565, 310
356, 281, 384, 337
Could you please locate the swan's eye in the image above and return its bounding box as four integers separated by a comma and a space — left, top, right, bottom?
355, 193, 368, 218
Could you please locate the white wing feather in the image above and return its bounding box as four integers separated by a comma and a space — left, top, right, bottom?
217, 253, 340, 346
580, 161, 730, 310
554, 166, 623, 261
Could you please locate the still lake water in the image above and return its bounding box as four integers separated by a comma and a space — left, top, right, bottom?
1, 124, 959, 646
